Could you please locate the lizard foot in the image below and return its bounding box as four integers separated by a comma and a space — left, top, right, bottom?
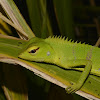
65, 84, 81, 94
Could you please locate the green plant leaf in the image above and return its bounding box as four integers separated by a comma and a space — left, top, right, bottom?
26, 0, 53, 38
53, 0, 75, 39
0, 0, 35, 39
0, 35, 28, 100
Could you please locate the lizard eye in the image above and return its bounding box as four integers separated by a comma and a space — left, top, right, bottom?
29, 47, 40, 53
29, 49, 36, 53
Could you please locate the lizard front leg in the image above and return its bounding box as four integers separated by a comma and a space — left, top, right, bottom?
65, 60, 92, 94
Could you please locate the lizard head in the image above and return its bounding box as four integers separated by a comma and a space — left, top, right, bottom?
18, 40, 56, 63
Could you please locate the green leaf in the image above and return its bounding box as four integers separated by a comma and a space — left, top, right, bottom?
0, 35, 28, 100
0, 0, 35, 39
53, 0, 75, 39
26, 0, 53, 38
26, 0, 41, 37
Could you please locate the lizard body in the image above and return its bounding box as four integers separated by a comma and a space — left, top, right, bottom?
19, 36, 100, 93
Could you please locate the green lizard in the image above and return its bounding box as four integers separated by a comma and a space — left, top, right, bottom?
18, 36, 100, 94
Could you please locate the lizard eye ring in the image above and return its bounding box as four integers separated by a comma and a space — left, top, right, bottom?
29, 47, 40, 53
